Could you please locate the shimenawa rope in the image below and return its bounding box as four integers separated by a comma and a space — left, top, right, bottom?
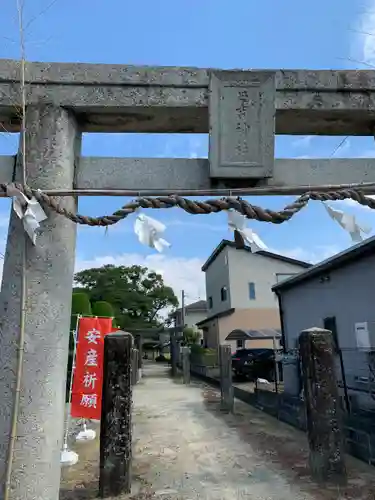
4, 182, 375, 227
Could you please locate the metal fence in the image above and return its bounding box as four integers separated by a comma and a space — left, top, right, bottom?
336, 348, 375, 415
264, 347, 375, 414
190, 347, 375, 466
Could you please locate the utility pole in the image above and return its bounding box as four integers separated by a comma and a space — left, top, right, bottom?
181, 290, 186, 328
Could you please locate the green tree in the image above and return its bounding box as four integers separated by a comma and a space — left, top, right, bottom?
92, 301, 117, 327
74, 264, 178, 330
70, 292, 92, 330
182, 327, 200, 346
92, 300, 114, 317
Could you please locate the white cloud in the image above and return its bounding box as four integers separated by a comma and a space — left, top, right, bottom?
356, 3, 375, 67
75, 252, 206, 306
277, 244, 341, 264
359, 149, 375, 158
74, 241, 341, 309
188, 135, 208, 159
292, 136, 314, 149
0, 239, 349, 309
335, 195, 375, 210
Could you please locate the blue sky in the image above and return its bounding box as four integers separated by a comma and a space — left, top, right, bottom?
1, 0, 375, 303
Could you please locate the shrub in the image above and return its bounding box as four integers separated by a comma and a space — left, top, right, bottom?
190, 344, 215, 355
182, 327, 200, 346
92, 300, 115, 319
190, 345, 218, 367
70, 292, 92, 330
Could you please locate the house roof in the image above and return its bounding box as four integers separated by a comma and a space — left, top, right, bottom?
169, 299, 207, 318
225, 328, 281, 341
196, 308, 235, 327
185, 299, 207, 311
201, 239, 312, 272
272, 235, 375, 293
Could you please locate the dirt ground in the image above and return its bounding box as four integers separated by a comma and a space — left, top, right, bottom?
60, 363, 375, 500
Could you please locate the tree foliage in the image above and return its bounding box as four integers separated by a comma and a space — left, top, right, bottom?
74, 264, 178, 330
71, 292, 92, 329
92, 300, 115, 318
182, 327, 200, 346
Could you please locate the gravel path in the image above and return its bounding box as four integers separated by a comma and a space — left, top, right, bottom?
60, 363, 375, 499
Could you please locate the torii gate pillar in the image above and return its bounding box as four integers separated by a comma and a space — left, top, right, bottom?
0, 105, 79, 500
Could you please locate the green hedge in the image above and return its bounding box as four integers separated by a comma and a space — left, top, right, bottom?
92, 300, 115, 319
70, 292, 92, 330
190, 345, 218, 367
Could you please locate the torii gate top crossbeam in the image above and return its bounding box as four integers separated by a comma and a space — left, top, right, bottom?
1, 58, 375, 135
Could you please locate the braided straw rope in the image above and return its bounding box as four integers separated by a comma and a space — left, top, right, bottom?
2, 183, 375, 227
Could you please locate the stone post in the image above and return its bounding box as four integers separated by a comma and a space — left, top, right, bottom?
219, 345, 234, 412
131, 348, 139, 385
99, 332, 133, 497
134, 335, 142, 378
218, 344, 223, 400
299, 328, 347, 483
170, 333, 178, 377
182, 346, 191, 384
0, 105, 79, 500
137, 335, 143, 374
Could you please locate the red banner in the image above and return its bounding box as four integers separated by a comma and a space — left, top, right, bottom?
71, 316, 113, 420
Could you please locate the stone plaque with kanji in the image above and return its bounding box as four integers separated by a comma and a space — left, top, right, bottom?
209, 70, 276, 179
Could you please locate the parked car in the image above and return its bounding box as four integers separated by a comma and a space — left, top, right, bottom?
232, 348, 280, 381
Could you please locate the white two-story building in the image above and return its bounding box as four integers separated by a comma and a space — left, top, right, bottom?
169, 300, 207, 333
197, 240, 311, 352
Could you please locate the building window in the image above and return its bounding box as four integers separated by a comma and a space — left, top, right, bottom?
224, 254, 228, 265
220, 286, 227, 301
208, 296, 213, 309
248, 282, 256, 300
236, 339, 244, 349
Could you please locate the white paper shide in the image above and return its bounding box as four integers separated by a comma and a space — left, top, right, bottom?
227, 209, 268, 252
7, 186, 47, 245
323, 203, 371, 243
134, 212, 171, 252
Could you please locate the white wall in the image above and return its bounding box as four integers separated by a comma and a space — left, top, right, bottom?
185, 310, 207, 331
205, 246, 231, 316
227, 247, 307, 310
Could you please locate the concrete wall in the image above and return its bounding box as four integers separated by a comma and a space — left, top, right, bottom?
218, 308, 281, 350
279, 252, 375, 411
185, 311, 207, 332
205, 246, 231, 316
174, 309, 207, 330
227, 247, 306, 310
202, 318, 220, 349
203, 245, 306, 351
214, 309, 281, 352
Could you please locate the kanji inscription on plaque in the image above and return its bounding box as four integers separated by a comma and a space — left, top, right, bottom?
209, 70, 276, 179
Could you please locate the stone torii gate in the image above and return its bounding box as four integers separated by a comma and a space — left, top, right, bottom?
0, 59, 375, 499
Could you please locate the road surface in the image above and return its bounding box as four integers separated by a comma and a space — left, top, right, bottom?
130, 363, 375, 499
